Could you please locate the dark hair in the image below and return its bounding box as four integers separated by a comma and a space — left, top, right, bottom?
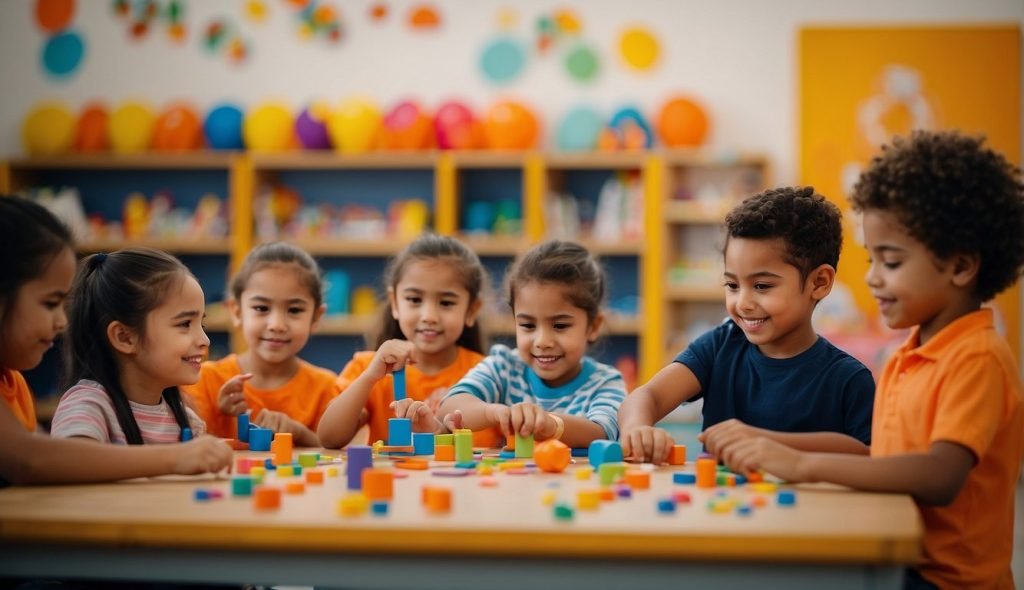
850, 131, 1024, 302
230, 242, 324, 309
64, 248, 194, 445
724, 186, 843, 281
371, 234, 487, 354
506, 240, 606, 325
0, 196, 74, 342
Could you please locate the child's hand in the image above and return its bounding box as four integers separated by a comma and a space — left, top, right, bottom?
620, 425, 675, 464
441, 409, 464, 433
172, 436, 232, 475
718, 436, 806, 482
698, 418, 762, 457
217, 373, 252, 416
486, 402, 550, 438
390, 399, 445, 434
254, 409, 302, 436
366, 339, 415, 382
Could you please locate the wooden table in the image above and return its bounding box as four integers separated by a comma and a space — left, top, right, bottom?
0, 452, 921, 589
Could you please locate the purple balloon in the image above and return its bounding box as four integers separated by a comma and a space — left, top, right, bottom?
295, 106, 332, 150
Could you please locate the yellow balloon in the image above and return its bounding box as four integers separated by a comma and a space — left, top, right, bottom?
243, 103, 294, 152
327, 98, 382, 154
109, 102, 156, 154
619, 27, 660, 71
22, 102, 75, 156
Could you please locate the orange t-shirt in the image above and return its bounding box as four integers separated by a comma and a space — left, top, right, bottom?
183, 354, 341, 439
871, 309, 1024, 590
1, 370, 36, 432
335, 346, 500, 448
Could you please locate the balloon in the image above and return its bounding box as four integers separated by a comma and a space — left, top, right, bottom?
381, 100, 432, 150
108, 101, 156, 154
480, 37, 525, 84
295, 103, 332, 150
42, 31, 85, 78
327, 98, 382, 154
22, 102, 75, 156
556, 106, 601, 151
609, 107, 653, 149
433, 100, 482, 150
483, 100, 539, 150
203, 104, 244, 150
74, 103, 108, 152
619, 27, 660, 71
152, 103, 203, 151
243, 103, 294, 152
657, 96, 710, 147
35, 0, 75, 33
564, 43, 599, 82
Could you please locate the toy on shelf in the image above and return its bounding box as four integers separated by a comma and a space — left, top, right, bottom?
657, 95, 710, 147
434, 100, 484, 150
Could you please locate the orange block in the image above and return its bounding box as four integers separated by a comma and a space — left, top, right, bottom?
534, 439, 571, 473
395, 459, 429, 470
746, 471, 764, 484
624, 470, 651, 490
696, 457, 717, 489
423, 486, 451, 513
434, 444, 455, 461
305, 470, 324, 485
271, 432, 293, 466
668, 445, 686, 465
362, 468, 394, 500
253, 486, 281, 511
285, 481, 305, 494
599, 488, 616, 502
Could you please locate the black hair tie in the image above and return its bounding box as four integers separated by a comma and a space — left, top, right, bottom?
89, 252, 108, 270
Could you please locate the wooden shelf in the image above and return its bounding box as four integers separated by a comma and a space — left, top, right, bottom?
251, 151, 437, 170
456, 233, 527, 256
8, 152, 237, 170
449, 151, 527, 168
272, 236, 409, 257
664, 200, 729, 224
661, 149, 770, 168
204, 304, 233, 332
666, 284, 724, 302
577, 238, 643, 256
77, 237, 232, 255
545, 152, 647, 169
316, 315, 376, 336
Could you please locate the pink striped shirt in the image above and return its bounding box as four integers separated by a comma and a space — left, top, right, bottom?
51, 379, 206, 444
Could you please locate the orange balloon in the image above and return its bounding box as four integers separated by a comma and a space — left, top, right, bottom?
656, 96, 709, 147
483, 100, 539, 150
534, 439, 571, 473
74, 104, 109, 152
152, 104, 203, 151
36, 0, 75, 33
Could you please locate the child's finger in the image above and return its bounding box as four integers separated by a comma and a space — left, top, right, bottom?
638, 429, 655, 462
652, 433, 673, 465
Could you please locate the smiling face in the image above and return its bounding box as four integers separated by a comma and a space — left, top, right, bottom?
723, 237, 830, 358
233, 263, 323, 368
131, 274, 210, 389
513, 281, 601, 387
0, 247, 76, 371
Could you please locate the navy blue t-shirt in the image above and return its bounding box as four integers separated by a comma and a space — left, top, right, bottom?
675, 320, 875, 444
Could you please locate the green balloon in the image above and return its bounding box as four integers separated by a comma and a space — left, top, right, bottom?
565, 44, 598, 82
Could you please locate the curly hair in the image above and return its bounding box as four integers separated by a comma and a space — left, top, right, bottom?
724, 186, 843, 280
850, 131, 1024, 302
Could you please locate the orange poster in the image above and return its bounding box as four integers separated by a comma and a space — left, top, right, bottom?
800, 26, 1021, 372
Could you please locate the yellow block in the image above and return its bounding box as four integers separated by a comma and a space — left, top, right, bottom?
338, 493, 369, 517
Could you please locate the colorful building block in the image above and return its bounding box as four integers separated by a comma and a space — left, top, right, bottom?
575, 466, 593, 480
297, 452, 319, 468
362, 468, 394, 500
231, 475, 254, 497
237, 413, 250, 442
577, 489, 600, 510
696, 457, 717, 488
616, 486, 633, 499
553, 502, 574, 521
345, 445, 373, 490
276, 465, 294, 478
422, 486, 451, 513
271, 433, 293, 466
588, 440, 623, 469
434, 444, 455, 461
657, 498, 677, 514
673, 472, 696, 485
412, 432, 434, 456
668, 444, 686, 465
193, 489, 212, 501
338, 493, 369, 517
388, 418, 412, 446
253, 486, 281, 511
371, 500, 389, 516
248, 426, 272, 451
777, 490, 797, 507
392, 368, 406, 401
514, 433, 534, 459
285, 481, 305, 494
250, 466, 266, 484
624, 470, 651, 490
598, 462, 627, 486
305, 470, 324, 485
395, 459, 429, 470
533, 439, 570, 473
435, 433, 453, 446
453, 429, 473, 463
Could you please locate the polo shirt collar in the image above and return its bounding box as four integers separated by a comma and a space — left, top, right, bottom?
900, 308, 994, 361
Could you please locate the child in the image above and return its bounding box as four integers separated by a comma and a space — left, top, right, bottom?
619, 186, 876, 464
717, 132, 1024, 590
0, 197, 229, 484
185, 242, 340, 447
318, 234, 499, 449
438, 240, 626, 448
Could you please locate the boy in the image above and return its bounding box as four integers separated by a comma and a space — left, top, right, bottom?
717, 131, 1024, 590
619, 186, 876, 463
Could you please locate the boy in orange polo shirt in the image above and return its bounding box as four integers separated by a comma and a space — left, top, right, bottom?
713, 131, 1024, 590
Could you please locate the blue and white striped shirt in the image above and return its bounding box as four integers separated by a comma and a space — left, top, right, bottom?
444, 344, 626, 440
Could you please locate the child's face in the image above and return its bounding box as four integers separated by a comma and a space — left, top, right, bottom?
233, 264, 323, 367
513, 281, 600, 387
0, 248, 75, 371
723, 237, 825, 358
389, 259, 479, 361
862, 210, 965, 341
135, 275, 209, 387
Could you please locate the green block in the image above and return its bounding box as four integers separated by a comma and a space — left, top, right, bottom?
514, 433, 534, 459
599, 462, 626, 486
435, 433, 454, 446
298, 452, 318, 468
553, 502, 574, 521
231, 475, 254, 497
454, 431, 473, 463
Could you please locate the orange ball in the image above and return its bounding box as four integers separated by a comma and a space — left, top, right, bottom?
534, 439, 571, 473
74, 104, 109, 152
656, 96, 709, 147
483, 100, 539, 150
152, 104, 203, 151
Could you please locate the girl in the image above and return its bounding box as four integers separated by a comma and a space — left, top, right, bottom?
0, 197, 229, 484
439, 240, 626, 448
318, 234, 499, 449
184, 242, 339, 447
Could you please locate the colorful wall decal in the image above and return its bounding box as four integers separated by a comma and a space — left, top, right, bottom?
618, 26, 660, 71
369, 2, 388, 22
244, 0, 268, 23
564, 42, 598, 82
480, 37, 526, 84
41, 29, 85, 78
35, 0, 75, 33
408, 4, 440, 30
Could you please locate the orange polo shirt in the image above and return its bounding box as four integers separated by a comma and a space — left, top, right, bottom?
335, 346, 500, 448
183, 355, 341, 439
871, 309, 1023, 590
1, 370, 36, 432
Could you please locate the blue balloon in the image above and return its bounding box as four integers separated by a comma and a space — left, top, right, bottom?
556, 106, 602, 151
610, 106, 654, 148
42, 31, 85, 78
480, 37, 526, 85
204, 104, 245, 150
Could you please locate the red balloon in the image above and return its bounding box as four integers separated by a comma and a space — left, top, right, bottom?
152, 104, 203, 151
74, 104, 109, 152
434, 101, 483, 150
381, 100, 432, 150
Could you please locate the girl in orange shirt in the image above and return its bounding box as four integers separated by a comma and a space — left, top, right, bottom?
318, 234, 496, 449
185, 242, 340, 447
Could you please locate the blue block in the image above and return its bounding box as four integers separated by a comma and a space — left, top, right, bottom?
735, 474, 747, 486
193, 489, 211, 501
570, 447, 589, 457
248, 427, 272, 451
498, 450, 516, 459
412, 432, 434, 456
392, 368, 406, 401
737, 504, 753, 517
388, 418, 412, 446
616, 486, 632, 499
673, 473, 696, 485
237, 414, 250, 442
180, 427, 193, 442
657, 499, 677, 514
777, 490, 797, 507
264, 458, 276, 470
371, 501, 389, 516
588, 440, 623, 469
454, 461, 477, 469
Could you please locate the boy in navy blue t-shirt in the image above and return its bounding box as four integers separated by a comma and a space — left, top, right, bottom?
619, 186, 875, 463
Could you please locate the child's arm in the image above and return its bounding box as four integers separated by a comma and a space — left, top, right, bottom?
699, 419, 869, 455
618, 362, 702, 463
317, 340, 414, 449
719, 436, 974, 506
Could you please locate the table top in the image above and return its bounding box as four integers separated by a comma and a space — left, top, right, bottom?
0, 450, 921, 565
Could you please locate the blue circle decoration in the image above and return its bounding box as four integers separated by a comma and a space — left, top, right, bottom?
42, 31, 85, 78
480, 37, 526, 84
610, 106, 654, 149
203, 104, 245, 150
556, 106, 602, 151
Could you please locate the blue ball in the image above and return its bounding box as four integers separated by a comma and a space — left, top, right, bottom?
609, 106, 653, 148
204, 104, 245, 150
556, 106, 602, 151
